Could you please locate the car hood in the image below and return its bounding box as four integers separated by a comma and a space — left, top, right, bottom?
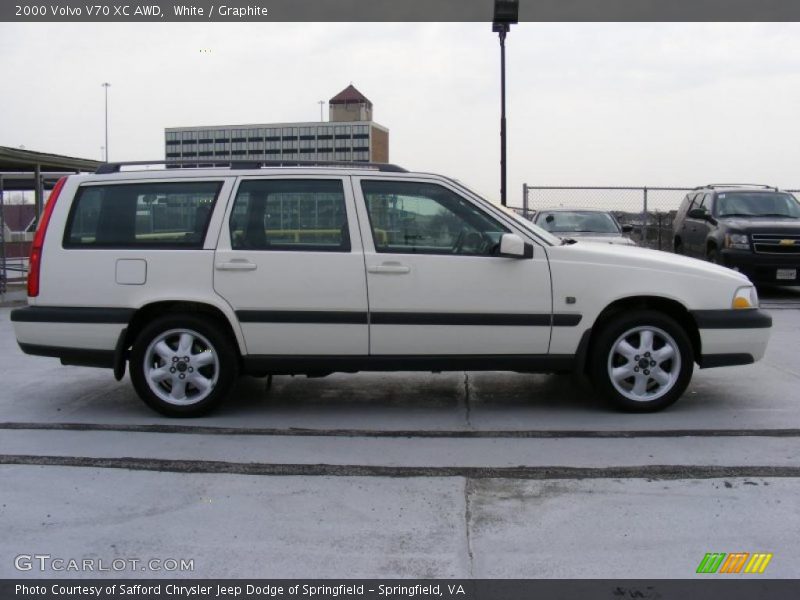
554, 240, 751, 285
560, 233, 636, 245
723, 217, 800, 232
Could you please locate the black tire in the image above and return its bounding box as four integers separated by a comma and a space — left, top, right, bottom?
673, 238, 683, 255
129, 314, 238, 417
589, 310, 694, 413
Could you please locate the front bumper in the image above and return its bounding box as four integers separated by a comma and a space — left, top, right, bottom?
690, 308, 772, 368
720, 249, 800, 285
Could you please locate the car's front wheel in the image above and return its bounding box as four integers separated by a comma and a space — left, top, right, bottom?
129, 314, 238, 417
589, 310, 694, 412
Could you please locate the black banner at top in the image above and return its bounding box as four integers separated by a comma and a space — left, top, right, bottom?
3, 0, 800, 22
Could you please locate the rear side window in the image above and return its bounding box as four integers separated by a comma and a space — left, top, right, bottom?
229, 179, 349, 252
65, 181, 222, 248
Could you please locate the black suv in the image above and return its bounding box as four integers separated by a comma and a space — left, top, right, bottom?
673, 184, 800, 285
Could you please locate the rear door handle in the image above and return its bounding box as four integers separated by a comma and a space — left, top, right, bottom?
216, 259, 257, 271
368, 262, 411, 275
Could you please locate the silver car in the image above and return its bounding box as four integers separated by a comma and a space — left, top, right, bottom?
533, 208, 637, 246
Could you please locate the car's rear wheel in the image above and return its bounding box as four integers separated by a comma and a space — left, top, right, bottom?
129, 314, 237, 417
590, 310, 694, 412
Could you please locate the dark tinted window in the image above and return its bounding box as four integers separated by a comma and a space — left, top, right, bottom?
361, 180, 508, 256
65, 181, 222, 248
230, 179, 349, 252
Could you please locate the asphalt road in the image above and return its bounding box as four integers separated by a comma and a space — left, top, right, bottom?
0, 288, 798, 579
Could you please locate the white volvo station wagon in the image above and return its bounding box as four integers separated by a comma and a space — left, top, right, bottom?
11, 161, 772, 416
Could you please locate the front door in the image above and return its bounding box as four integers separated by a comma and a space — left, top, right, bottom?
354, 178, 552, 356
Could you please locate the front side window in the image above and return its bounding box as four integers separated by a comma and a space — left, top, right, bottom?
361, 180, 508, 256
65, 181, 222, 248
230, 179, 350, 252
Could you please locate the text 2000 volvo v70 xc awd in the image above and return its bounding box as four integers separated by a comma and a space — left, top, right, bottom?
11, 161, 772, 416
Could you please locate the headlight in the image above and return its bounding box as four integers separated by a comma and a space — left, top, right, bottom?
732, 286, 759, 309
725, 233, 750, 250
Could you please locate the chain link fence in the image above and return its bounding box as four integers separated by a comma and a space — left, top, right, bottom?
3, 182, 800, 296
515, 185, 800, 251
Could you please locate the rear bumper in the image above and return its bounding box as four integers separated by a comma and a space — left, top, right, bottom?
720, 249, 800, 285
17, 342, 115, 368
11, 306, 131, 369
690, 308, 772, 368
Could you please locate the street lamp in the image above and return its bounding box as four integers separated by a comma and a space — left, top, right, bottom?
492, 0, 518, 206
101, 82, 111, 162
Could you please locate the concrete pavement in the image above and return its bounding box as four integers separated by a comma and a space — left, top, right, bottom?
1, 297, 799, 579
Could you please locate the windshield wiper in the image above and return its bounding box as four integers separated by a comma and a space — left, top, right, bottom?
561, 238, 578, 245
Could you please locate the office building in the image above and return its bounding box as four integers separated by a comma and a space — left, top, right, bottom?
165, 85, 389, 165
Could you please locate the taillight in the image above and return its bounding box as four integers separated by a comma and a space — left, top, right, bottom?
28, 176, 68, 297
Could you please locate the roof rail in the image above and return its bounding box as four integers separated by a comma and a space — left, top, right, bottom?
695, 183, 778, 191
95, 159, 408, 175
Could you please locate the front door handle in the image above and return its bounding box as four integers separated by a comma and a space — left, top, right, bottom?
368, 262, 411, 275
216, 259, 257, 271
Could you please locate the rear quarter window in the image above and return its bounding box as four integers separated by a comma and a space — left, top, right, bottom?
64, 181, 223, 248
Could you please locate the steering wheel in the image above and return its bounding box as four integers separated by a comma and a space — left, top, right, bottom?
453, 229, 490, 255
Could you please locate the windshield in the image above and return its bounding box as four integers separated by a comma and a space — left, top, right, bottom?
534, 210, 621, 234
716, 192, 800, 218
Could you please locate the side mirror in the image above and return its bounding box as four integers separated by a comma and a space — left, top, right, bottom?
498, 233, 534, 259
621, 224, 633, 233
688, 208, 709, 220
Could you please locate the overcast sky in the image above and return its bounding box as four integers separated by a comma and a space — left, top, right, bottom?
2, 22, 800, 205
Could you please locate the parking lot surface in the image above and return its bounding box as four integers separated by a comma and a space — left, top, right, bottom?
1, 287, 799, 578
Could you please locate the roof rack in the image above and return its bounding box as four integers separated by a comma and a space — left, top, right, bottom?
695, 183, 778, 191
95, 159, 408, 175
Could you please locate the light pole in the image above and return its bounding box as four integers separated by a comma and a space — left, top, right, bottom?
101, 82, 111, 162
493, 0, 518, 207
318, 100, 324, 122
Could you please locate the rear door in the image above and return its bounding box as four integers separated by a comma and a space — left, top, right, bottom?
213, 175, 368, 356
353, 177, 553, 356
